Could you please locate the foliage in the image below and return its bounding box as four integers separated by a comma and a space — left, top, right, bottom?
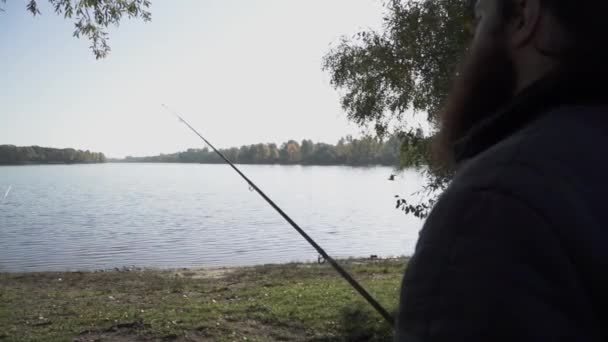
0, 258, 406, 341
323, 0, 473, 217
2, 0, 151, 58
0, 145, 106, 164
122, 135, 407, 167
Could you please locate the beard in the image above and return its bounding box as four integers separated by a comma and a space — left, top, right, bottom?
434, 35, 517, 167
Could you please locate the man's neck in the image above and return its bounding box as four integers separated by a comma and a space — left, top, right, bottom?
513, 62, 557, 95
511, 47, 559, 95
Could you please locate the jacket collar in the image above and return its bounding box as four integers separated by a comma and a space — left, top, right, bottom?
453, 69, 608, 164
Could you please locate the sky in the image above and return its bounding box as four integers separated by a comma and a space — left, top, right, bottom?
0, 0, 386, 158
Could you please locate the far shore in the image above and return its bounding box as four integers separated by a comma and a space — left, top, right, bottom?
0, 258, 406, 341
0, 161, 105, 166
107, 160, 398, 168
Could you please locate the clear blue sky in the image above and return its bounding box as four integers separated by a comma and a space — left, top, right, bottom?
0, 0, 385, 158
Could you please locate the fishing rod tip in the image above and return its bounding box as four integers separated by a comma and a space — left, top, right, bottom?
161, 104, 181, 119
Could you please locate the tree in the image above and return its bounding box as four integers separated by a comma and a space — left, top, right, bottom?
2, 0, 152, 59
225, 147, 239, 163
0, 145, 106, 164
267, 143, 280, 163
20, 146, 39, 162
119, 135, 407, 167
238, 145, 255, 164
279, 140, 301, 164
349, 136, 382, 165
323, 0, 473, 217
379, 135, 401, 165
248, 144, 264, 163
335, 137, 351, 164
0, 145, 18, 164
300, 139, 315, 163
310, 143, 337, 165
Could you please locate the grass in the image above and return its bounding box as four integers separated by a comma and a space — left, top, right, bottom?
0, 258, 407, 341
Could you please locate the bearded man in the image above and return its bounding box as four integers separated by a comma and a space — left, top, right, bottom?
396, 0, 608, 340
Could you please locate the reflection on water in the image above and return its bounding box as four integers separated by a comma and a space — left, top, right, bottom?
0, 163, 424, 272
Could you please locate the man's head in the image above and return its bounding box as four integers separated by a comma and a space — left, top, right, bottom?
435, 0, 608, 166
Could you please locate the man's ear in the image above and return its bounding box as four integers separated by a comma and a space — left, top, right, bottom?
508, 0, 542, 48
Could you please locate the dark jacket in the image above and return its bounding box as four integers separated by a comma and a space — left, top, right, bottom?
396, 72, 608, 341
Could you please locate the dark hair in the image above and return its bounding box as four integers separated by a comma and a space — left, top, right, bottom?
497, 0, 608, 64
547, 2, 605, 35
548, 1, 608, 69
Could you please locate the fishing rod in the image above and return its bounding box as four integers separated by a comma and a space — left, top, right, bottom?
163, 104, 395, 327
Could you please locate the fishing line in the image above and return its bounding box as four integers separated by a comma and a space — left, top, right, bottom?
3, 185, 11, 202
162, 104, 395, 327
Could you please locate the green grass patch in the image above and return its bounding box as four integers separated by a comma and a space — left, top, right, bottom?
0, 258, 407, 341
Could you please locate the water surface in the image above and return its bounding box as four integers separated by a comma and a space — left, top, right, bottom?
0, 163, 424, 272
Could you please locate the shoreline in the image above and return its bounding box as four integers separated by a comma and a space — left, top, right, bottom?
109, 161, 396, 167
0, 258, 406, 341
0, 256, 408, 275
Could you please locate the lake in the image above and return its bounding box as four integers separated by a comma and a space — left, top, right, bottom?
0, 163, 424, 272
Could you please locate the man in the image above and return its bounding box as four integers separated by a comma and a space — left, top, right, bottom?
396, 0, 608, 340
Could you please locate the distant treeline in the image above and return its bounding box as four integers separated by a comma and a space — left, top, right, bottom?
0, 145, 106, 165
121, 136, 403, 166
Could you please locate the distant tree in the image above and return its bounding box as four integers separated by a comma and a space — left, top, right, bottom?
349, 136, 382, 165
238, 145, 255, 164
0, 145, 18, 164
300, 139, 315, 163
280, 140, 301, 164
62, 148, 75, 162
251, 144, 269, 163
379, 135, 401, 165
267, 143, 280, 163
225, 147, 239, 163
310, 143, 337, 165
47, 149, 63, 163
0, 145, 106, 164
334, 137, 350, 164
2, 0, 152, 59
119, 135, 409, 167
20, 146, 39, 162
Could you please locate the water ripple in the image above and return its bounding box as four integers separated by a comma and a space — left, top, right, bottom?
0, 164, 424, 272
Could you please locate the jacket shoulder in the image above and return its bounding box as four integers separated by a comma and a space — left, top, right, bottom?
454, 106, 608, 195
